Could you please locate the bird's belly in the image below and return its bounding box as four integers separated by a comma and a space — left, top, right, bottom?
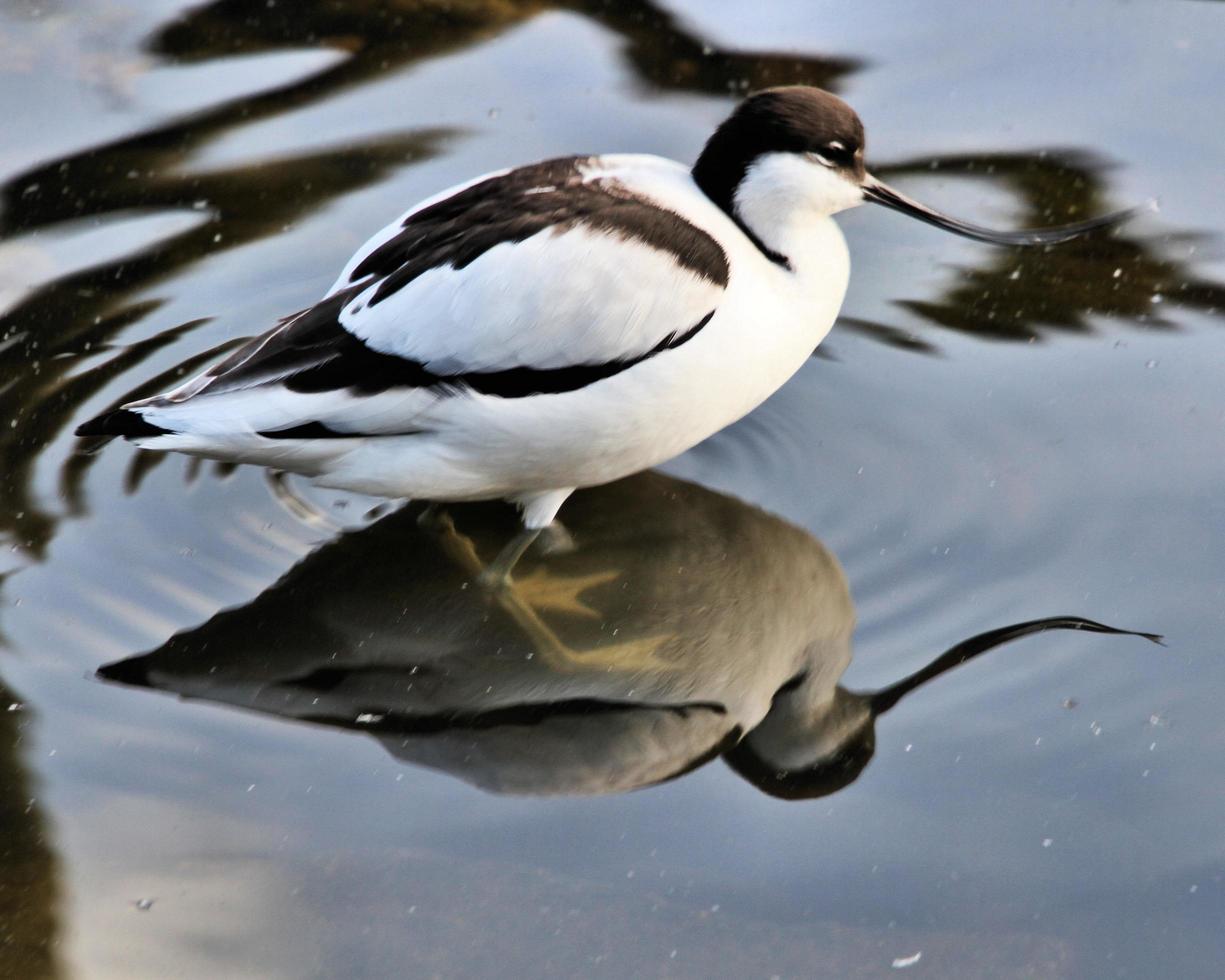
501, 233, 849, 486
391, 302, 834, 495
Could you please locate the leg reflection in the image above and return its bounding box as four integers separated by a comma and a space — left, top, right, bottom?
428, 509, 672, 674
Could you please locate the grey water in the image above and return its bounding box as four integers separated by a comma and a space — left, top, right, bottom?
1, 1, 1223, 977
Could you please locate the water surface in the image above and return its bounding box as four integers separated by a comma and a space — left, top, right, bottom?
2, 1, 1224, 977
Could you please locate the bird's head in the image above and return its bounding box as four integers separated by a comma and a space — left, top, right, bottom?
693, 86, 1140, 252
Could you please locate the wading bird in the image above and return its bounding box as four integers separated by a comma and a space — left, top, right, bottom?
78, 87, 1137, 580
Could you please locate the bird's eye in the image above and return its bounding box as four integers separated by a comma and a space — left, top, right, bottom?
824, 141, 855, 162
807, 142, 855, 168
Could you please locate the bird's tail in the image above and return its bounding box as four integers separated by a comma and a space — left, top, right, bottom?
75, 407, 172, 439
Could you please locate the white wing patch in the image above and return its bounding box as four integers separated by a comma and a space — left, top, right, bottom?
339, 222, 722, 374
123, 155, 730, 447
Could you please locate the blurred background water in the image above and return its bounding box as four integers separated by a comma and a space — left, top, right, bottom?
1, 1, 1223, 976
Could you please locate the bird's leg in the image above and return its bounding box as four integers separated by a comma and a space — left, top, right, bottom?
415, 501, 447, 530
424, 508, 539, 589
472, 487, 576, 588
425, 514, 573, 660
427, 508, 674, 674
418, 504, 545, 587
477, 527, 543, 590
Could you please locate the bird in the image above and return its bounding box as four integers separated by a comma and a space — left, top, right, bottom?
77, 86, 1137, 580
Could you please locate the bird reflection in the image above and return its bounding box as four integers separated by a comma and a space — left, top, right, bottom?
97, 472, 1157, 799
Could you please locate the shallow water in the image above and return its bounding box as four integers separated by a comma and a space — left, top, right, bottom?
2, 1, 1224, 977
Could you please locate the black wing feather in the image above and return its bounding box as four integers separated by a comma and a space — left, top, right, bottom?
124, 157, 728, 416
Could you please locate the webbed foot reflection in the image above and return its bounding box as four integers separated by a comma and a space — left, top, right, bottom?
428, 508, 672, 674
511, 567, 616, 620
97, 472, 1159, 799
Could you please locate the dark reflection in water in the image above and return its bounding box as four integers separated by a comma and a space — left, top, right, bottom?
0, 681, 61, 980
875, 152, 1225, 342
0, 128, 449, 559
148, 0, 858, 96
98, 473, 1156, 799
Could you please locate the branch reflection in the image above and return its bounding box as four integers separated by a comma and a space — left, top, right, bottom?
872, 151, 1224, 343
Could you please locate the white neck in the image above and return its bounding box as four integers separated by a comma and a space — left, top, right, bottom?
731, 152, 864, 264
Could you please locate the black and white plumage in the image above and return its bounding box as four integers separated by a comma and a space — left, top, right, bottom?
78, 87, 1136, 529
